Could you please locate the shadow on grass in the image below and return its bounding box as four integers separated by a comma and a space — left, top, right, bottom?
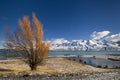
0, 68, 13, 71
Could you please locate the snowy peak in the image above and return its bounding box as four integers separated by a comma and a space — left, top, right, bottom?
49, 38, 120, 51
46, 31, 120, 51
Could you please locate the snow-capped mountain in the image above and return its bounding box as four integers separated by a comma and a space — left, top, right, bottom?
48, 31, 120, 51
49, 38, 120, 51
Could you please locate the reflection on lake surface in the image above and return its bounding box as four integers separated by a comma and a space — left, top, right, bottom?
67, 55, 120, 69
48, 51, 120, 69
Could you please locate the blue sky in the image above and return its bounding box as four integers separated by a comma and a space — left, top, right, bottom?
0, 0, 120, 42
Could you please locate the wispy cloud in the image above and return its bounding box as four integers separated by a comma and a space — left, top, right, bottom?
91, 31, 110, 40
106, 33, 120, 42
51, 38, 69, 44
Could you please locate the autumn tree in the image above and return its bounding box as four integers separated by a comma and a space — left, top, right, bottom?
4, 13, 50, 70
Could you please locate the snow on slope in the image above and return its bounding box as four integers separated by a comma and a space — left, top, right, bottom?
50, 32, 120, 51
48, 31, 120, 51
49, 38, 120, 51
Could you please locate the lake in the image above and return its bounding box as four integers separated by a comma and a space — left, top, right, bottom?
49, 51, 120, 56
49, 51, 120, 69
0, 49, 120, 57
0, 50, 120, 68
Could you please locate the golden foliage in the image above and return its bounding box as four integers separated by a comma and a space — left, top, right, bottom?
4, 13, 50, 70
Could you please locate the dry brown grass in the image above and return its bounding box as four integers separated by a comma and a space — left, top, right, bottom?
0, 58, 119, 75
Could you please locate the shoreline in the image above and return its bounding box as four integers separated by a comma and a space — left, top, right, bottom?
0, 57, 119, 79
0, 71, 120, 80
0, 54, 120, 63
65, 55, 120, 69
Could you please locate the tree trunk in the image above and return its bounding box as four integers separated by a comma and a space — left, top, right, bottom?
30, 63, 37, 70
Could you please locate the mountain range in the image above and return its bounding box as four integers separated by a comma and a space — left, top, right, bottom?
48, 31, 120, 51
48, 38, 120, 51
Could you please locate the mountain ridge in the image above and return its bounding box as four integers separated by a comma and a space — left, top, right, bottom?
49, 38, 120, 51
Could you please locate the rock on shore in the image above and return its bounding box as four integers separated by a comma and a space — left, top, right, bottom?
0, 72, 120, 80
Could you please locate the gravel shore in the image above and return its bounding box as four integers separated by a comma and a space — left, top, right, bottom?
0, 72, 120, 80
0, 57, 120, 80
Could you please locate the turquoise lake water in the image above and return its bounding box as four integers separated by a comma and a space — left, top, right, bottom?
0, 49, 120, 57
49, 51, 120, 56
